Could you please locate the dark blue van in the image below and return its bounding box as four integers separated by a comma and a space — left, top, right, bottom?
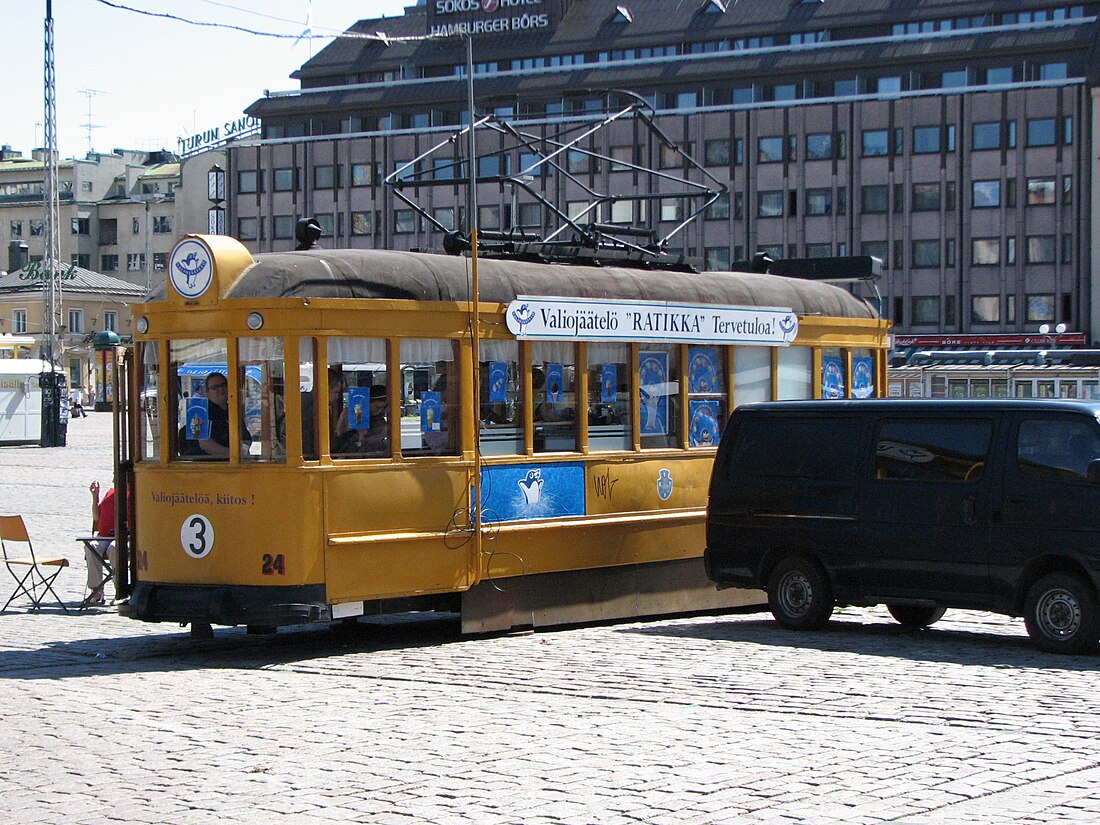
704, 399, 1100, 654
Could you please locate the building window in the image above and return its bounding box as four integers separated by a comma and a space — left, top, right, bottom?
1027, 236, 1056, 264
1063, 116, 1074, 144
394, 209, 418, 234
152, 216, 172, 234
861, 241, 888, 264
351, 211, 374, 235
757, 191, 783, 218
805, 189, 832, 216
273, 215, 295, 239
704, 247, 730, 270
1062, 234, 1073, 264
660, 199, 683, 222
238, 170, 259, 194
9, 220, 21, 237
912, 126, 941, 153
273, 168, 296, 191
1062, 176, 1073, 205
71, 254, 90, 269
238, 217, 258, 240
30, 220, 44, 236
912, 183, 940, 211
313, 165, 337, 189
132, 217, 140, 234
861, 129, 889, 157
805, 243, 832, 258
972, 239, 1000, 265
104, 311, 118, 332
912, 240, 941, 268
757, 137, 784, 163
432, 207, 455, 231
1027, 294, 1055, 323
71, 217, 90, 235
704, 139, 730, 166
659, 144, 684, 169
972, 121, 1001, 150
972, 180, 1001, 208
126, 253, 145, 271
67, 309, 83, 334
153, 253, 167, 271
971, 296, 1000, 324
351, 163, 376, 186
1026, 119, 1056, 147
519, 202, 543, 227
733, 192, 744, 220
13, 309, 27, 334
478, 205, 502, 230
100, 254, 119, 272
1026, 178, 1056, 205
704, 193, 730, 220
911, 297, 940, 325
860, 185, 888, 213
805, 133, 834, 160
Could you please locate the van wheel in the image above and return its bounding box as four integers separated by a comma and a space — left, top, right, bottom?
886, 604, 946, 628
1024, 573, 1100, 654
767, 556, 834, 630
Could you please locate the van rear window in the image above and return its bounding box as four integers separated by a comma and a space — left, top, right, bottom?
731, 417, 862, 481
875, 419, 992, 482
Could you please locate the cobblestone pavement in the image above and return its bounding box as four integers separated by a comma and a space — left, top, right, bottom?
2, 414, 1100, 824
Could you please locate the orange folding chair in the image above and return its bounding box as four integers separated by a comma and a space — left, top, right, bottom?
1, 515, 70, 612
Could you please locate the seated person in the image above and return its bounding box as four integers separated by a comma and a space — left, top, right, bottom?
331, 377, 389, 457
178, 372, 253, 457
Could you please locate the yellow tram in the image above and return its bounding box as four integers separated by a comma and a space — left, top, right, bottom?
116, 234, 888, 635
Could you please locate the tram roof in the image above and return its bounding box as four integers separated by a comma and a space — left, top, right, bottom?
186, 248, 877, 320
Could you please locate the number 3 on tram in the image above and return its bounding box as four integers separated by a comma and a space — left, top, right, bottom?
118, 234, 888, 636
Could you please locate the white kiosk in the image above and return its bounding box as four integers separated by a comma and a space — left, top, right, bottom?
0, 336, 66, 445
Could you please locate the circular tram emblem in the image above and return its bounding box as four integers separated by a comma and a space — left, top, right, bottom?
180, 513, 215, 559
170, 238, 214, 299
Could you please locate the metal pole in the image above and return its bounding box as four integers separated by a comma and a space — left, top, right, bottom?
144, 200, 152, 295
466, 34, 477, 235
465, 33, 483, 574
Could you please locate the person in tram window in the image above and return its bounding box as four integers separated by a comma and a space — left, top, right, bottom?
360, 384, 389, 455
179, 372, 252, 457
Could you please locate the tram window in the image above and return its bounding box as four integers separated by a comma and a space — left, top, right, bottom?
734, 346, 772, 406
238, 337, 286, 463
588, 342, 631, 452
402, 339, 459, 456
640, 344, 681, 449
532, 342, 578, 453
138, 341, 160, 462
479, 340, 522, 456
328, 337, 389, 458
687, 345, 726, 448
300, 338, 319, 460
171, 338, 250, 461
778, 347, 813, 400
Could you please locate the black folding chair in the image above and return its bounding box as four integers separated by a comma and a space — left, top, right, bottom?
1, 515, 70, 611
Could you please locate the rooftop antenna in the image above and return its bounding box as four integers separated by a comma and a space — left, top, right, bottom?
78, 88, 107, 153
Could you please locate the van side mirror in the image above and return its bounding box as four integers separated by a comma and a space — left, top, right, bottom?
1088, 459, 1100, 485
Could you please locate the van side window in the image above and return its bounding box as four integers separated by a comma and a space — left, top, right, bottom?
730, 417, 862, 481
875, 419, 991, 482
1017, 418, 1100, 481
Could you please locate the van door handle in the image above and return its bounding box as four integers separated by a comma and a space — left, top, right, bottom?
963, 496, 976, 525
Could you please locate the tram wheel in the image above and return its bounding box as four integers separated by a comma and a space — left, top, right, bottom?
190, 622, 214, 639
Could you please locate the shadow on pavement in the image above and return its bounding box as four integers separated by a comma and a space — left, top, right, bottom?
0, 611, 465, 680
623, 610, 1100, 671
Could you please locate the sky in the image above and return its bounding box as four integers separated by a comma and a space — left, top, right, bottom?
6, 0, 411, 160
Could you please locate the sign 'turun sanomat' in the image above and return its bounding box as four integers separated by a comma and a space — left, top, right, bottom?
505, 296, 798, 346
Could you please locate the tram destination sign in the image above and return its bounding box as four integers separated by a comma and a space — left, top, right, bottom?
505, 296, 798, 346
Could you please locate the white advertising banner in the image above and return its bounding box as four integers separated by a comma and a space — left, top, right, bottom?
505, 296, 798, 345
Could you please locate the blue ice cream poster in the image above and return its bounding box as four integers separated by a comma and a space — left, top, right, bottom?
488, 361, 507, 403
688, 347, 720, 394
600, 364, 617, 403
347, 386, 371, 430
420, 391, 442, 433
639, 351, 668, 435
689, 399, 721, 447
545, 363, 564, 402
822, 355, 845, 399
852, 356, 874, 398
184, 398, 211, 441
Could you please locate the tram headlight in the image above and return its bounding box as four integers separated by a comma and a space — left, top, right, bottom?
246, 312, 264, 330
136, 316, 149, 334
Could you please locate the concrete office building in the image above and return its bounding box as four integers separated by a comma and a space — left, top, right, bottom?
236, 0, 1099, 339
